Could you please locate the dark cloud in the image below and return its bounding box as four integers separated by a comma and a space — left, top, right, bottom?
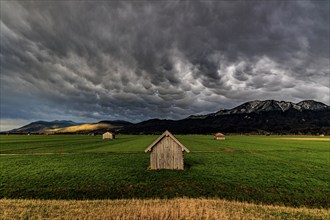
1, 1, 329, 129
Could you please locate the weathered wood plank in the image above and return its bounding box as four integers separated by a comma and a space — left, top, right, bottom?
146, 131, 188, 170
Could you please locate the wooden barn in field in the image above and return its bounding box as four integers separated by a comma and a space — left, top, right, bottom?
145, 130, 190, 170
214, 132, 225, 140
102, 132, 115, 139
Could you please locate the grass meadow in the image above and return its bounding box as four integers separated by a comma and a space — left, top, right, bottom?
0, 134, 329, 213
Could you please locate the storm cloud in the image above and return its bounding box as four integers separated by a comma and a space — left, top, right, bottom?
1, 1, 329, 129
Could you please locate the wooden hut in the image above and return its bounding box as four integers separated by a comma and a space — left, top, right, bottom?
102, 132, 115, 139
145, 130, 190, 170
214, 132, 225, 140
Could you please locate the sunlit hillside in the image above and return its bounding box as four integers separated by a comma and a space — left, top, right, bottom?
47, 123, 112, 133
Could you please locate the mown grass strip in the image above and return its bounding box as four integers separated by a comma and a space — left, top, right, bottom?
0, 198, 329, 220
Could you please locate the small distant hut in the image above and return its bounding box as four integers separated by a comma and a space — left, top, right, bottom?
214, 132, 225, 140
145, 130, 190, 170
102, 132, 115, 139
320, 134, 325, 137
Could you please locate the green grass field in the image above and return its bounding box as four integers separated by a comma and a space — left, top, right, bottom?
0, 134, 329, 208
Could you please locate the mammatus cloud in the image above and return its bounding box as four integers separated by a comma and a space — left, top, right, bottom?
0, 1, 329, 130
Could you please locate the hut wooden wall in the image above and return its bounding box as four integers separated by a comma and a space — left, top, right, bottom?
150, 136, 184, 170
102, 133, 114, 139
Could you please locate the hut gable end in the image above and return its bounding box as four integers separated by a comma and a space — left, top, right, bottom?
102, 132, 115, 139
145, 130, 190, 153
145, 130, 189, 170
214, 132, 225, 140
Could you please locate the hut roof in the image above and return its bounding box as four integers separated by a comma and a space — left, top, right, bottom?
214, 132, 225, 137
103, 131, 113, 135
145, 130, 190, 153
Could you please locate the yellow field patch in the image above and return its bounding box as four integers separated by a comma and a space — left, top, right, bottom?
1, 198, 329, 220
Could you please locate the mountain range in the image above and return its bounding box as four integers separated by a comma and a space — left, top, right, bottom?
4, 100, 330, 135
188, 100, 329, 118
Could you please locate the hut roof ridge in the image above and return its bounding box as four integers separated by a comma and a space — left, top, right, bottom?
144, 130, 190, 153
214, 132, 225, 136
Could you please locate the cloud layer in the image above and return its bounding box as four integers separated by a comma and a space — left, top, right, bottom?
1, 1, 329, 127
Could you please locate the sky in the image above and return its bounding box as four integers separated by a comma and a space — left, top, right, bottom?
1, 0, 329, 131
